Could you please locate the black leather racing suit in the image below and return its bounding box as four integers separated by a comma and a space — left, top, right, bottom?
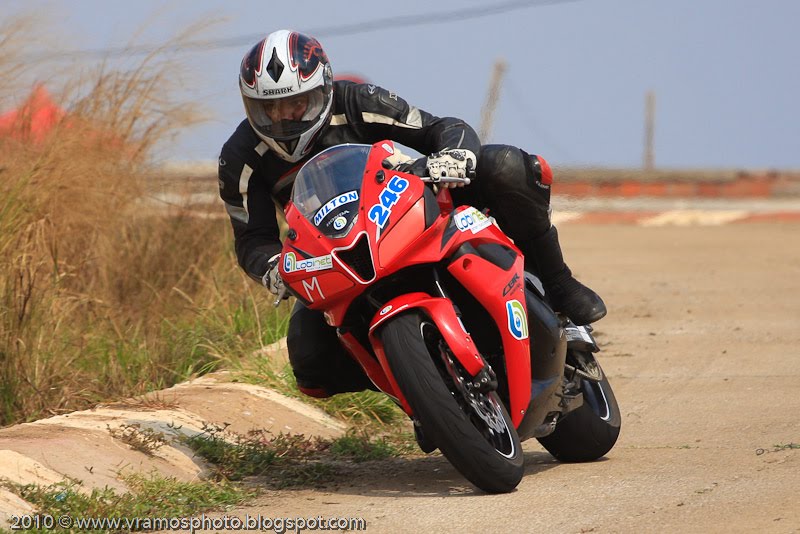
218, 80, 553, 396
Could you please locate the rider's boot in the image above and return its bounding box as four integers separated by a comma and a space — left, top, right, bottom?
519, 226, 607, 326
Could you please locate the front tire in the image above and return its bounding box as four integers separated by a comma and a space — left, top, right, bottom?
537, 352, 621, 462
380, 312, 524, 493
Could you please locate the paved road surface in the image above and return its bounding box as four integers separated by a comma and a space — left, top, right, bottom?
225, 222, 800, 533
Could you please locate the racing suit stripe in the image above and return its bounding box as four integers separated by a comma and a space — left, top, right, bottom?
330, 114, 347, 125
255, 141, 268, 156
225, 202, 249, 224
239, 164, 254, 219
451, 129, 466, 149
406, 106, 423, 128
361, 109, 423, 129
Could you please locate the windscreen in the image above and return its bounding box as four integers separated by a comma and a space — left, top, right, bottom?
292, 144, 371, 237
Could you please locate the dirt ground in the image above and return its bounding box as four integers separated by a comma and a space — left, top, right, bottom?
221, 222, 800, 533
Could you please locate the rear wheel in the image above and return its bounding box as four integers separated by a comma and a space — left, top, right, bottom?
537, 350, 621, 462
380, 312, 523, 493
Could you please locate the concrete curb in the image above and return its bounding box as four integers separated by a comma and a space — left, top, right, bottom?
0, 345, 345, 524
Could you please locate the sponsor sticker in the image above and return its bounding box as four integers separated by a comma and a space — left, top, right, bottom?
506, 299, 529, 340
283, 252, 333, 273
380, 305, 393, 316
314, 191, 359, 226
454, 207, 492, 234
503, 273, 520, 296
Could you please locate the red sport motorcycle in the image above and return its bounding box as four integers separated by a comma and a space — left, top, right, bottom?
278, 141, 620, 493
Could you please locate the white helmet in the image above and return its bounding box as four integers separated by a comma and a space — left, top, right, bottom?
239, 30, 334, 162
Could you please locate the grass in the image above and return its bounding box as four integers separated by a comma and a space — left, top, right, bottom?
184, 423, 408, 489
0, 422, 410, 532
0, 15, 291, 427
756, 442, 800, 455
236, 357, 406, 427
1, 424, 410, 531
1, 474, 250, 533
0, 12, 423, 524
328, 430, 405, 462
108, 423, 169, 456
0, 11, 409, 438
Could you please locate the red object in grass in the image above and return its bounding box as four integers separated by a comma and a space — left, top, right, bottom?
0, 85, 65, 142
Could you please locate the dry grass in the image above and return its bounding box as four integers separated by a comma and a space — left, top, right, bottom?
0, 15, 286, 425
0, 14, 33, 108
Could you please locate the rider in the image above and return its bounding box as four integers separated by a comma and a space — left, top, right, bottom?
218, 29, 606, 398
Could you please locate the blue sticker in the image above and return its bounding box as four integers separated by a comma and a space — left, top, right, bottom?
506, 300, 529, 340
367, 175, 409, 229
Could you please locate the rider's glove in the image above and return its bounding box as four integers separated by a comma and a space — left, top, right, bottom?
261, 253, 285, 295
425, 149, 476, 188
392, 156, 429, 177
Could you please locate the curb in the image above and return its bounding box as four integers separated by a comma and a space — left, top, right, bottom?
551, 210, 800, 226
555, 169, 800, 198
0, 349, 345, 524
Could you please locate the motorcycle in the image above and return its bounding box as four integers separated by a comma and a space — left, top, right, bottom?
277, 141, 621, 493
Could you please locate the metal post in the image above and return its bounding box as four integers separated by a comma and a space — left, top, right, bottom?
479, 59, 507, 143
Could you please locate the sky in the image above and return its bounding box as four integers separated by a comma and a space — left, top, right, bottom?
3, 0, 799, 170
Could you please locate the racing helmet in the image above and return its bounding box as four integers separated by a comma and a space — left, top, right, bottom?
239, 30, 333, 162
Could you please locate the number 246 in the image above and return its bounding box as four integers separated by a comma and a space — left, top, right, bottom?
368, 176, 409, 229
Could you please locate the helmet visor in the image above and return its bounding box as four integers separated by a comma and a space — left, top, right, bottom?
243, 86, 328, 141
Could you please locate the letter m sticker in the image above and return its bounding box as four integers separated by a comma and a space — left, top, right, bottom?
302, 276, 325, 302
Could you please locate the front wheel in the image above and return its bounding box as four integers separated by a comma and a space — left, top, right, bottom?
537, 351, 621, 462
380, 312, 523, 493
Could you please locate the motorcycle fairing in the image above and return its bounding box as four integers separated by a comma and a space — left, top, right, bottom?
281, 140, 534, 426
444, 244, 532, 427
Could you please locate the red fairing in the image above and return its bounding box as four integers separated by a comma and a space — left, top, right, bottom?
446, 244, 531, 427
279, 140, 533, 427
368, 293, 486, 374
365, 291, 505, 419
280, 141, 437, 325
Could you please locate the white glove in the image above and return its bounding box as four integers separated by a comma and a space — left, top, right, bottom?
261, 254, 285, 295
426, 149, 477, 188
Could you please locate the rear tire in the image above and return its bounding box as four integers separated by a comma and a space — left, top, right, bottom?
380, 312, 524, 493
537, 353, 621, 462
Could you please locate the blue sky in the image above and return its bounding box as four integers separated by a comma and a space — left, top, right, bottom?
4, 0, 799, 169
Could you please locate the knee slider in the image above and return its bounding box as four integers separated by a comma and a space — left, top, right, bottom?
519, 150, 553, 188
532, 154, 553, 186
